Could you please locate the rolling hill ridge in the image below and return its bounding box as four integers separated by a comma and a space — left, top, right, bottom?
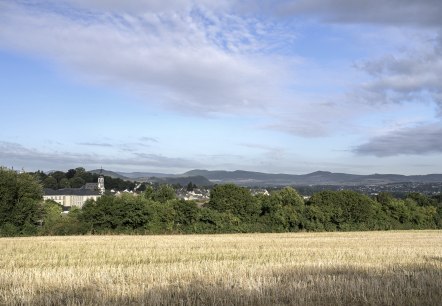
91, 169, 442, 186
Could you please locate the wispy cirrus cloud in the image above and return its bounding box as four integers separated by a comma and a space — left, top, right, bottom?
78, 138, 158, 151
0, 1, 289, 115
61, 0, 232, 13
1, 0, 442, 170
139, 137, 159, 143
0, 0, 348, 139
77, 142, 114, 147
239, 142, 286, 159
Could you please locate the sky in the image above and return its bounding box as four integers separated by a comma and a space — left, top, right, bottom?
1, 0, 442, 175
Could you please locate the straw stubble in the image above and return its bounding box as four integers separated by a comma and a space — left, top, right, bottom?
1, 231, 441, 305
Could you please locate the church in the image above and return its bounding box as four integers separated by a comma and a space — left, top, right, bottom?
43, 171, 105, 209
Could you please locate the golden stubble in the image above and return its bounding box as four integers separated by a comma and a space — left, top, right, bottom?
1, 231, 441, 305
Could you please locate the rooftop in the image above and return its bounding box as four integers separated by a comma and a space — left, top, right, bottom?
43, 188, 100, 196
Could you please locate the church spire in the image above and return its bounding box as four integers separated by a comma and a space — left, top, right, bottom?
97, 167, 105, 195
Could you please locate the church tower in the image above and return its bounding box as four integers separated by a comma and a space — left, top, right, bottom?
98, 167, 105, 195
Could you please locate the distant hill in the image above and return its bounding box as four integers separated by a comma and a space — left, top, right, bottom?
90, 168, 442, 187
89, 169, 212, 186
182, 169, 442, 186
116, 171, 173, 179
148, 175, 213, 186
89, 169, 129, 180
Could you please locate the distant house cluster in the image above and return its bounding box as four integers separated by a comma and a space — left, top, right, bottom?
175, 188, 272, 202
250, 189, 270, 196
176, 188, 210, 201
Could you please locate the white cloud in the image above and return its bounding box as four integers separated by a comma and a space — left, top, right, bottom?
139, 137, 158, 143
354, 123, 442, 156
1, 0, 441, 144
0, 1, 290, 115
270, 0, 442, 113
1, 1, 355, 139
277, 0, 442, 27
356, 38, 442, 110
77, 142, 114, 147
61, 0, 234, 13
0, 141, 203, 172
270, 0, 442, 149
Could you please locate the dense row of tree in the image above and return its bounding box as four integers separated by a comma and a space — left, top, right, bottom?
1, 168, 441, 236
34, 167, 136, 191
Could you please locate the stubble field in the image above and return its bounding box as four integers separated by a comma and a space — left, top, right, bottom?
0, 231, 441, 305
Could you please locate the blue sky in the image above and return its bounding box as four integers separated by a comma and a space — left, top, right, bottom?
1, 0, 442, 175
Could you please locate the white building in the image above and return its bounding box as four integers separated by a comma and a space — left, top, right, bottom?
43, 173, 104, 208
43, 188, 101, 208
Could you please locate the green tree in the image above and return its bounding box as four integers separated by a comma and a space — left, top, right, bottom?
431, 195, 442, 228
66, 169, 76, 179
51, 208, 89, 235
0, 169, 18, 225
144, 201, 176, 233
274, 187, 305, 209
69, 177, 85, 188
143, 185, 154, 200
303, 205, 327, 231
195, 207, 241, 233
258, 188, 305, 232
376, 192, 395, 206
187, 182, 197, 191
208, 184, 260, 222
113, 194, 149, 231
40, 200, 63, 234
272, 187, 305, 229
43, 176, 58, 189
152, 185, 176, 203
306, 190, 379, 231
33, 170, 48, 182
406, 193, 436, 207
81, 195, 150, 233
0, 168, 44, 236
51, 171, 66, 183
59, 178, 71, 188
74, 167, 86, 178
137, 184, 147, 192
172, 199, 199, 229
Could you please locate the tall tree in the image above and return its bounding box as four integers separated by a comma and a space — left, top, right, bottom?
59, 178, 71, 188
152, 185, 176, 203
43, 176, 58, 189
66, 169, 76, 179
74, 167, 86, 178
306, 190, 379, 231
70, 177, 85, 188
0, 168, 44, 236
51, 171, 66, 183
208, 184, 260, 222
259, 187, 305, 231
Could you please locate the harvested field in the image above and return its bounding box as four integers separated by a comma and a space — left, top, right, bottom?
1, 231, 441, 305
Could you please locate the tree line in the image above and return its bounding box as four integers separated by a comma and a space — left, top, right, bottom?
0, 168, 441, 236
35, 167, 136, 191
